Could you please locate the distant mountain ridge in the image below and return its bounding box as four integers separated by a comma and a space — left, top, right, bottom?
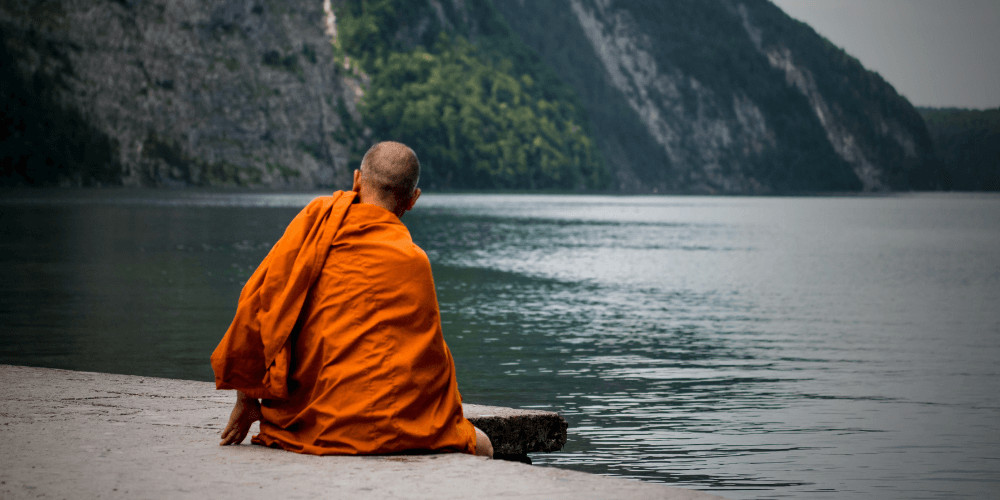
918, 107, 1000, 191
1, 0, 949, 192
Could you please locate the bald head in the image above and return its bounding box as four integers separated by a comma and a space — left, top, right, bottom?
354, 141, 422, 216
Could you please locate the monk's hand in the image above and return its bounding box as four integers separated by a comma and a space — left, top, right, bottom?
220, 391, 262, 446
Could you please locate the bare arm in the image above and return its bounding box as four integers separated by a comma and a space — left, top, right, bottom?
219, 391, 262, 446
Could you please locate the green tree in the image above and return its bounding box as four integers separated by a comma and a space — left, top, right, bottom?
334, 0, 608, 190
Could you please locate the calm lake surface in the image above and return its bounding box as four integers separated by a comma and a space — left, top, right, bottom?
1, 190, 998, 498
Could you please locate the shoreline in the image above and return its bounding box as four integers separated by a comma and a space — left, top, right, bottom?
0, 364, 723, 499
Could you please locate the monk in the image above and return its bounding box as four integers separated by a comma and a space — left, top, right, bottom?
211, 141, 492, 458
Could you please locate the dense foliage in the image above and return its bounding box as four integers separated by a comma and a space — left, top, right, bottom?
919, 107, 1000, 191
333, 0, 608, 190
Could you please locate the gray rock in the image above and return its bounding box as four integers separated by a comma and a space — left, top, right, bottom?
0, 0, 362, 188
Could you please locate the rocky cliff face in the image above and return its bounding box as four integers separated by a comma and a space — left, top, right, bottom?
1, 0, 359, 187
494, 0, 942, 193
567, 0, 778, 192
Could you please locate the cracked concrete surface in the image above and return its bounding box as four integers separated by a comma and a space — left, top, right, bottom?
0, 365, 723, 499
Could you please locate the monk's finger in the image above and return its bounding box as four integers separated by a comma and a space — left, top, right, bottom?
222, 421, 252, 446
221, 424, 240, 445
221, 431, 240, 446
220, 420, 236, 438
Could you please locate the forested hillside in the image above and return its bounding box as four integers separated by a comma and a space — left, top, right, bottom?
332, 0, 607, 190
1, 0, 958, 192
918, 107, 999, 191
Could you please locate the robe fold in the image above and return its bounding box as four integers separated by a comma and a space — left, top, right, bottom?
211, 190, 476, 455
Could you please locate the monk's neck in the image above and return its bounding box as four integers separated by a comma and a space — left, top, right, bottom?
355, 192, 401, 218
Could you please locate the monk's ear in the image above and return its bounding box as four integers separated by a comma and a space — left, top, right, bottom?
352, 169, 361, 192
404, 188, 421, 213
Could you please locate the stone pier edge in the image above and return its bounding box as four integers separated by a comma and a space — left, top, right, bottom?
0, 364, 724, 500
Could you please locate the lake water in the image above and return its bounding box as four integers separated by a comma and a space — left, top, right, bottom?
1, 190, 998, 498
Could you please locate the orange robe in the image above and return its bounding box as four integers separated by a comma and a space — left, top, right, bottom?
211, 190, 476, 455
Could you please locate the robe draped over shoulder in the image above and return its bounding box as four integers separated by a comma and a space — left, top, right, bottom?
210, 191, 475, 455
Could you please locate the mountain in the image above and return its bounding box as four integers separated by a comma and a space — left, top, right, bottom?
1, 0, 947, 192
918, 107, 999, 191
491, 0, 943, 193
1, 0, 359, 188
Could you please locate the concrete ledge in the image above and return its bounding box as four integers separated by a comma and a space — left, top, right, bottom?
464, 404, 567, 457
0, 365, 723, 499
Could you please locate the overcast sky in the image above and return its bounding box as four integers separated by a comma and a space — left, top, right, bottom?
769, 0, 999, 109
